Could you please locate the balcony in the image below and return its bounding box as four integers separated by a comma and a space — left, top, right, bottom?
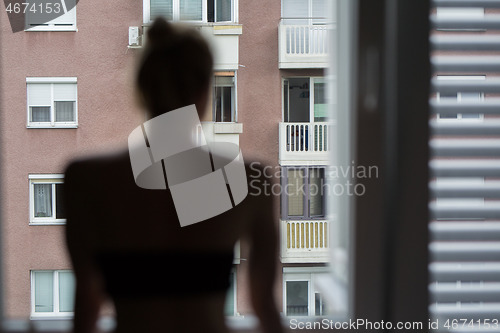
280, 220, 330, 263
278, 21, 333, 69
279, 122, 332, 165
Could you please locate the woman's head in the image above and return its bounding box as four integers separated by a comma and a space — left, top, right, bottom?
136, 18, 213, 118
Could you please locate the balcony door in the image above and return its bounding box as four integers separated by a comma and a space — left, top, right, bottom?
283, 77, 326, 123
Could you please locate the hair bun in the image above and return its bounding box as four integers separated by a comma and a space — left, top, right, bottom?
147, 17, 175, 46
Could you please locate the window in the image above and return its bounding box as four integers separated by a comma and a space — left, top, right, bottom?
282, 0, 328, 25
31, 270, 75, 318
224, 268, 237, 316
29, 175, 65, 224
214, 74, 236, 122
25, 0, 77, 31
26, 78, 78, 128
436, 76, 485, 121
145, 0, 235, 24
283, 77, 326, 123
283, 268, 329, 317
282, 167, 325, 220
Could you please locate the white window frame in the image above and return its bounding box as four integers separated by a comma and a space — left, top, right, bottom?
281, 167, 326, 220
29, 174, 65, 225
143, 0, 237, 24
281, 0, 329, 25
282, 76, 326, 123
283, 267, 329, 317
213, 72, 237, 122
26, 77, 78, 128
30, 270, 75, 319
436, 75, 485, 122
24, 0, 77, 32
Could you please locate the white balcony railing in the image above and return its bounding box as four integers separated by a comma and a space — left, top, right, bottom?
278, 22, 333, 68
281, 220, 330, 263
279, 122, 332, 164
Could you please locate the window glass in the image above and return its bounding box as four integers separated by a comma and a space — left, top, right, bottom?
34, 272, 54, 313
224, 270, 235, 316
282, 0, 308, 25
284, 78, 310, 122
55, 102, 75, 122
286, 281, 308, 316
309, 168, 324, 217
180, 0, 202, 21
287, 169, 305, 217
34, 184, 52, 218
311, 0, 327, 24
58, 272, 75, 312
214, 76, 234, 122
31, 107, 51, 122
216, 0, 232, 22
313, 80, 327, 121
314, 292, 328, 316
55, 184, 66, 219
151, 0, 173, 20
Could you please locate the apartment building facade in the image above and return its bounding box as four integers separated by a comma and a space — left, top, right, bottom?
1, 0, 334, 321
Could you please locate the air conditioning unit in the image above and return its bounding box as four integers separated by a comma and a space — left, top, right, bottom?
129, 26, 140, 47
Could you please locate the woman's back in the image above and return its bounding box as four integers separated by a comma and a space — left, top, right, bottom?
64, 149, 275, 333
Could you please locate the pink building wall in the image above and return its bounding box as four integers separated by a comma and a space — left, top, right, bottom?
1, 1, 143, 318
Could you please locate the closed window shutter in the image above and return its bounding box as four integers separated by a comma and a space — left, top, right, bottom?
282, 0, 308, 25
28, 84, 51, 107
429, 0, 500, 328
151, 0, 174, 20
53, 83, 76, 101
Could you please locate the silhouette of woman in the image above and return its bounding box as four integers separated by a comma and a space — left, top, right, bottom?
64, 17, 284, 333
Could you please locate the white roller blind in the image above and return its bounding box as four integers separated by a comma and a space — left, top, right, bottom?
311, 0, 327, 24
151, 0, 173, 20
180, 0, 202, 21
34, 272, 53, 313
28, 84, 51, 106
429, 0, 500, 328
53, 83, 76, 101
58, 272, 75, 312
282, 0, 308, 25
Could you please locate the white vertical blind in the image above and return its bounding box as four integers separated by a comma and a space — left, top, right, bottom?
430, 0, 500, 330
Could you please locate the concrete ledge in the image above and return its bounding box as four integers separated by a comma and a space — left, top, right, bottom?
214, 122, 243, 134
